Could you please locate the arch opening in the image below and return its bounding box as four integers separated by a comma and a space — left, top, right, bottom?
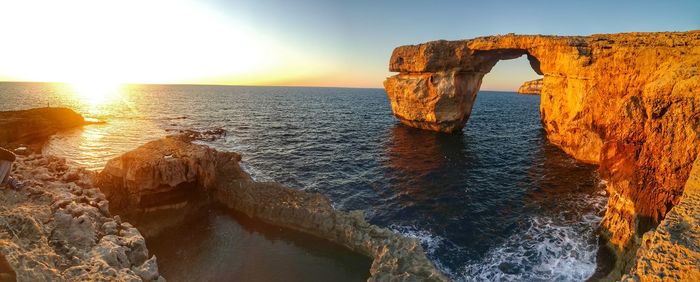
479, 53, 543, 93
384, 46, 546, 133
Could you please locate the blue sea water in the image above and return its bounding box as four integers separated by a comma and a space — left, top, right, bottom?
0, 82, 607, 281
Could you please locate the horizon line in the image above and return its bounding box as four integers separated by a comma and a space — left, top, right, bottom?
0, 80, 520, 92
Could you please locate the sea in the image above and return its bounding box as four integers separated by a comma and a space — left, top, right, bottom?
0, 82, 608, 281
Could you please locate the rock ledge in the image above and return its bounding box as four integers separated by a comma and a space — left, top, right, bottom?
98, 135, 449, 281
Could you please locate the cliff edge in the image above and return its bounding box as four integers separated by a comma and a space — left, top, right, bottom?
384, 31, 700, 279
517, 78, 543, 95
623, 155, 700, 281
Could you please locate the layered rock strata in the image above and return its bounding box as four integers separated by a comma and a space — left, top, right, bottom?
517, 78, 543, 94
98, 134, 449, 281
0, 154, 163, 281
384, 31, 700, 278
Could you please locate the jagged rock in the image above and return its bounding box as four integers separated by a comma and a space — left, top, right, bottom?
384, 31, 700, 278
517, 78, 543, 94
0, 154, 165, 281
133, 257, 161, 281
622, 155, 700, 281
97, 134, 248, 217
98, 135, 449, 281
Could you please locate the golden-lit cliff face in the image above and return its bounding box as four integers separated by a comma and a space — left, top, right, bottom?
517, 78, 543, 95
384, 31, 700, 275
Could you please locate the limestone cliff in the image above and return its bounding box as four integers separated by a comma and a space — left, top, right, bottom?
384, 31, 700, 278
623, 155, 700, 281
98, 134, 448, 281
517, 78, 543, 94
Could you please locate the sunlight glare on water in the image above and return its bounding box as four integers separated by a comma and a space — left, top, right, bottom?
0, 82, 608, 281
34, 83, 167, 170
69, 81, 124, 108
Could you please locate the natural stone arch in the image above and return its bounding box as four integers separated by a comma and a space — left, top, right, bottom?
383, 31, 700, 278
384, 46, 543, 133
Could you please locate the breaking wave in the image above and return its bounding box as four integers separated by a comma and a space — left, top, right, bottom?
393, 191, 607, 282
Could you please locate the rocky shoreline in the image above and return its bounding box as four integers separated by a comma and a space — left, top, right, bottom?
97, 133, 448, 281
2, 98, 697, 281
0, 154, 163, 281
0, 107, 95, 152
0, 108, 447, 281
0, 108, 164, 281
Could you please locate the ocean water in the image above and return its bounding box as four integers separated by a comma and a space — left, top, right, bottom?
0, 82, 607, 281
146, 207, 372, 282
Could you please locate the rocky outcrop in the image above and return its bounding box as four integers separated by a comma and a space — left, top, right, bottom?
384, 31, 700, 278
0, 154, 163, 281
517, 78, 543, 94
622, 155, 700, 281
96, 133, 244, 217
0, 108, 88, 150
98, 135, 449, 281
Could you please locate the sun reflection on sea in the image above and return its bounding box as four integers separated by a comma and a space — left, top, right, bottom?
68, 81, 126, 115
40, 82, 167, 170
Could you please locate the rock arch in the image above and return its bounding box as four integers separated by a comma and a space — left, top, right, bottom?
384, 31, 700, 278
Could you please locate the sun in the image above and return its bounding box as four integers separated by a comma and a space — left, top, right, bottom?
70, 79, 123, 106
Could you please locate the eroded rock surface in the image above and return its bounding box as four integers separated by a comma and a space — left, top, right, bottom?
517, 78, 543, 95
0, 154, 164, 281
622, 155, 700, 281
98, 135, 449, 281
384, 31, 700, 278
97, 134, 247, 217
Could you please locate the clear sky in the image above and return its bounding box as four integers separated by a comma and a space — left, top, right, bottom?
0, 0, 698, 90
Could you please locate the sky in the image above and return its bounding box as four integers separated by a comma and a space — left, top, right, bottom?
0, 0, 698, 90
